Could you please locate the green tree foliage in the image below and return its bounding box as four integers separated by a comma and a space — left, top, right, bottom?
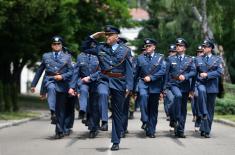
134, 0, 235, 82
0, 0, 132, 111
134, 0, 202, 55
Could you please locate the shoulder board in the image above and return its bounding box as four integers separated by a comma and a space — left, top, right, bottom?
43, 52, 51, 57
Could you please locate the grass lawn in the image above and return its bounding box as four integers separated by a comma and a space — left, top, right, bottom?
0, 94, 47, 120
215, 114, 235, 122
18, 94, 48, 110
0, 111, 40, 120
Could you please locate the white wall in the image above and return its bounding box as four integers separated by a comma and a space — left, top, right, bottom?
20, 64, 44, 95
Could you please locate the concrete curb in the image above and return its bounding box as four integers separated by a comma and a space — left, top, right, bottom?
214, 118, 235, 127
0, 113, 49, 130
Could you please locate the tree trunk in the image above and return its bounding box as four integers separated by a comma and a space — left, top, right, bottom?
192, 4, 231, 83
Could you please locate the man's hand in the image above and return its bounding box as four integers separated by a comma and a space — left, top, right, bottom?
200, 72, 208, 78
189, 91, 194, 98
40, 94, 47, 100
81, 76, 91, 83
68, 88, 75, 96
143, 76, 151, 82
31, 87, 36, 93
178, 74, 185, 81
54, 75, 63, 81
91, 32, 105, 39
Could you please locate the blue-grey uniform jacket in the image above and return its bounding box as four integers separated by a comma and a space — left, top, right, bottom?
134, 52, 166, 93
31, 51, 73, 93
195, 55, 223, 93
165, 54, 196, 92
81, 36, 133, 91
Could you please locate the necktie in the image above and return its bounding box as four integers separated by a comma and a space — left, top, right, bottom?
148, 55, 151, 61
179, 56, 182, 62
55, 52, 58, 59
206, 56, 209, 62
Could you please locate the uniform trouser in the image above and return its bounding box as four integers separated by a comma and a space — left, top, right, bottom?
164, 90, 175, 118
139, 89, 160, 134
193, 96, 202, 127
97, 83, 109, 122
191, 97, 196, 116
110, 88, 125, 144
55, 92, 68, 134
139, 89, 148, 123
47, 83, 56, 111
146, 93, 160, 135
197, 85, 208, 116
122, 95, 131, 132
64, 96, 76, 131
79, 84, 89, 112
134, 93, 140, 111
88, 92, 100, 132
200, 93, 217, 134
171, 86, 189, 134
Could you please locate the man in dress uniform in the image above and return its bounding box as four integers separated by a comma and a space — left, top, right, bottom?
195, 39, 223, 138
31, 35, 73, 139
165, 38, 196, 138
163, 44, 177, 124
68, 51, 100, 138
190, 45, 204, 132
81, 25, 133, 151
134, 38, 166, 138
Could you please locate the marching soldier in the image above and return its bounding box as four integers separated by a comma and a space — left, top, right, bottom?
81, 25, 133, 151
134, 38, 166, 138
118, 37, 133, 137
163, 44, 177, 123
31, 35, 73, 139
195, 39, 223, 138
165, 38, 196, 138
190, 45, 204, 131
68, 51, 100, 138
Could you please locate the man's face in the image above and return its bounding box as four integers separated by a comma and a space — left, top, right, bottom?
105, 33, 118, 45
145, 44, 156, 54
169, 51, 177, 56
197, 50, 204, 56
202, 46, 212, 55
176, 44, 186, 54
51, 43, 62, 52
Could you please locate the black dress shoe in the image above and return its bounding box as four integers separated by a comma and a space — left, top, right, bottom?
124, 130, 129, 134
120, 132, 126, 138
111, 143, 119, 151
175, 133, 186, 138
201, 131, 205, 137
54, 133, 64, 139
89, 131, 98, 138
128, 112, 134, 119
141, 122, 147, 130
78, 111, 85, 120
169, 121, 176, 128
166, 116, 170, 121
100, 123, 108, 131
204, 133, 210, 138
146, 133, 156, 138
51, 114, 57, 124
64, 129, 73, 136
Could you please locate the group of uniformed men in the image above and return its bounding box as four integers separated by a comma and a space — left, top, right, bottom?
31, 25, 223, 151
